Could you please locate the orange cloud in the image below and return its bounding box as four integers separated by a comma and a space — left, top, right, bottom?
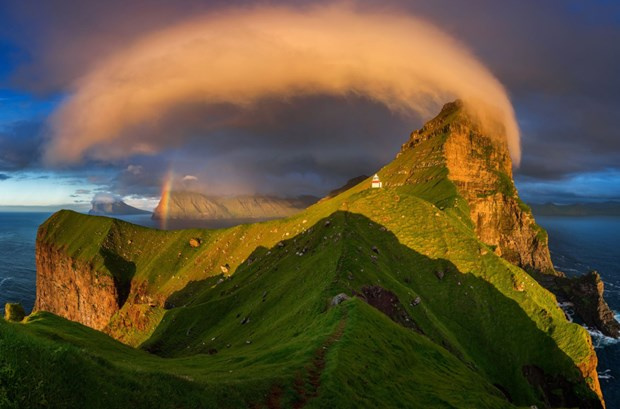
45, 4, 520, 165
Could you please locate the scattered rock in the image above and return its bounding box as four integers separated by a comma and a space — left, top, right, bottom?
435, 270, 445, 280
347, 273, 355, 281
410, 297, 421, 306
245, 340, 252, 344
358, 286, 422, 333
324, 220, 331, 227
189, 238, 201, 248
331, 293, 350, 306
371, 246, 380, 254
277, 242, 285, 248
4, 303, 25, 322
240, 316, 250, 325
220, 264, 230, 274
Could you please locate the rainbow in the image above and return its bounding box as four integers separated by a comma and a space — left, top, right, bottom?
158, 169, 174, 230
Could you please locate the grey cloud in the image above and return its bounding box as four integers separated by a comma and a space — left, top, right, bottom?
1, 0, 620, 201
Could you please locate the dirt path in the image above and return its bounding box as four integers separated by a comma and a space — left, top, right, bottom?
292, 316, 347, 408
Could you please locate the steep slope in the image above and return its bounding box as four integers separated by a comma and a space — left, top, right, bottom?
386, 100, 553, 273
18, 101, 610, 408
152, 191, 315, 220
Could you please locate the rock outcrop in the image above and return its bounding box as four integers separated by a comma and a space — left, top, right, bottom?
556, 271, 620, 337
4, 303, 25, 322
399, 100, 554, 273
35, 242, 121, 331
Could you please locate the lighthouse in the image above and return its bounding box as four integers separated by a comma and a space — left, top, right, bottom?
371, 174, 382, 188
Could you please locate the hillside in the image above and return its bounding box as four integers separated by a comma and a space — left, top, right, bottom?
152, 191, 316, 220
1, 101, 611, 408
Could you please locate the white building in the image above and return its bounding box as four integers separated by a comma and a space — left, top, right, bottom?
371, 174, 382, 188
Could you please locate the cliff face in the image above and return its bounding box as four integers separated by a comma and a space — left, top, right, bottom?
35, 242, 120, 331
152, 191, 315, 220
399, 101, 554, 273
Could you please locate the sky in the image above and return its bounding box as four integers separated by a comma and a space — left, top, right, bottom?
0, 0, 619, 210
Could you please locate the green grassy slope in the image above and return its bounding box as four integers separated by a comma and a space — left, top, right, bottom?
9, 202, 598, 408
4, 104, 602, 407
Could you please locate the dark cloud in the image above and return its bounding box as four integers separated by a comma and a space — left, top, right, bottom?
0, 0, 619, 202
0, 173, 10, 180
0, 120, 44, 170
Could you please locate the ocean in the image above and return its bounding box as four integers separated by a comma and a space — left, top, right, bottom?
0, 212, 618, 405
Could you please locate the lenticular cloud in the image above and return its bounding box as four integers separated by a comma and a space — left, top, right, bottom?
45, 5, 521, 165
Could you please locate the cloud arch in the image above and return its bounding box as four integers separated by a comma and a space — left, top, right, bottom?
46, 5, 520, 165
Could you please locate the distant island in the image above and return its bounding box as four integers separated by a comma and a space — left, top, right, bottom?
152, 191, 317, 220
89, 196, 151, 216
531, 201, 620, 217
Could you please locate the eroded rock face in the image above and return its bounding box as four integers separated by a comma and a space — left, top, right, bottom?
558, 271, 620, 338
400, 101, 554, 274
35, 242, 120, 331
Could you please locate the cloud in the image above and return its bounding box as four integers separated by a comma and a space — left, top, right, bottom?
0, 120, 44, 170
91, 192, 121, 204
75, 188, 91, 194
44, 4, 520, 167
181, 175, 198, 182
0, 173, 10, 180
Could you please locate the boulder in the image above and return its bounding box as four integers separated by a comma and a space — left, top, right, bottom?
331, 293, 350, 306
4, 303, 25, 322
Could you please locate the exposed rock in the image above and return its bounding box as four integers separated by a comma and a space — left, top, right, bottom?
555, 271, 620, 338
35, 242, 122, 331
399, 101, 554, 274
4, 303, 25, 322
331, 293, 350, 306
358, 286, 422, 333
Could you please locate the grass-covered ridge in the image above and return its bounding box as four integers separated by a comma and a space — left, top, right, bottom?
7, 101, 602, 408
14, 186, 600, 407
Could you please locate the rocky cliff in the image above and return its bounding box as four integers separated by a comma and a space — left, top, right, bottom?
398, 100, 554, 273
35, 242, 120, 331
152, 191, 316, 220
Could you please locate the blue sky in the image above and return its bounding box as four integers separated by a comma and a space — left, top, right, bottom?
1, 0, 619, 209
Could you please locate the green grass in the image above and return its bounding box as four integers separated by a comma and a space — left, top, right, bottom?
3, 101, 602, 408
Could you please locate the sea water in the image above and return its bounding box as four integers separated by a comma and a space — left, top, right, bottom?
536, 216, 620, 405
0, 212, 618, 405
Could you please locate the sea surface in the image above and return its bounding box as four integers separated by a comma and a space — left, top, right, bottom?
536, 216, 620, 405
0, 212, 618, 405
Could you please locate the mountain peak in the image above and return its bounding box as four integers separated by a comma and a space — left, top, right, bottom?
382, 101, 551, 273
